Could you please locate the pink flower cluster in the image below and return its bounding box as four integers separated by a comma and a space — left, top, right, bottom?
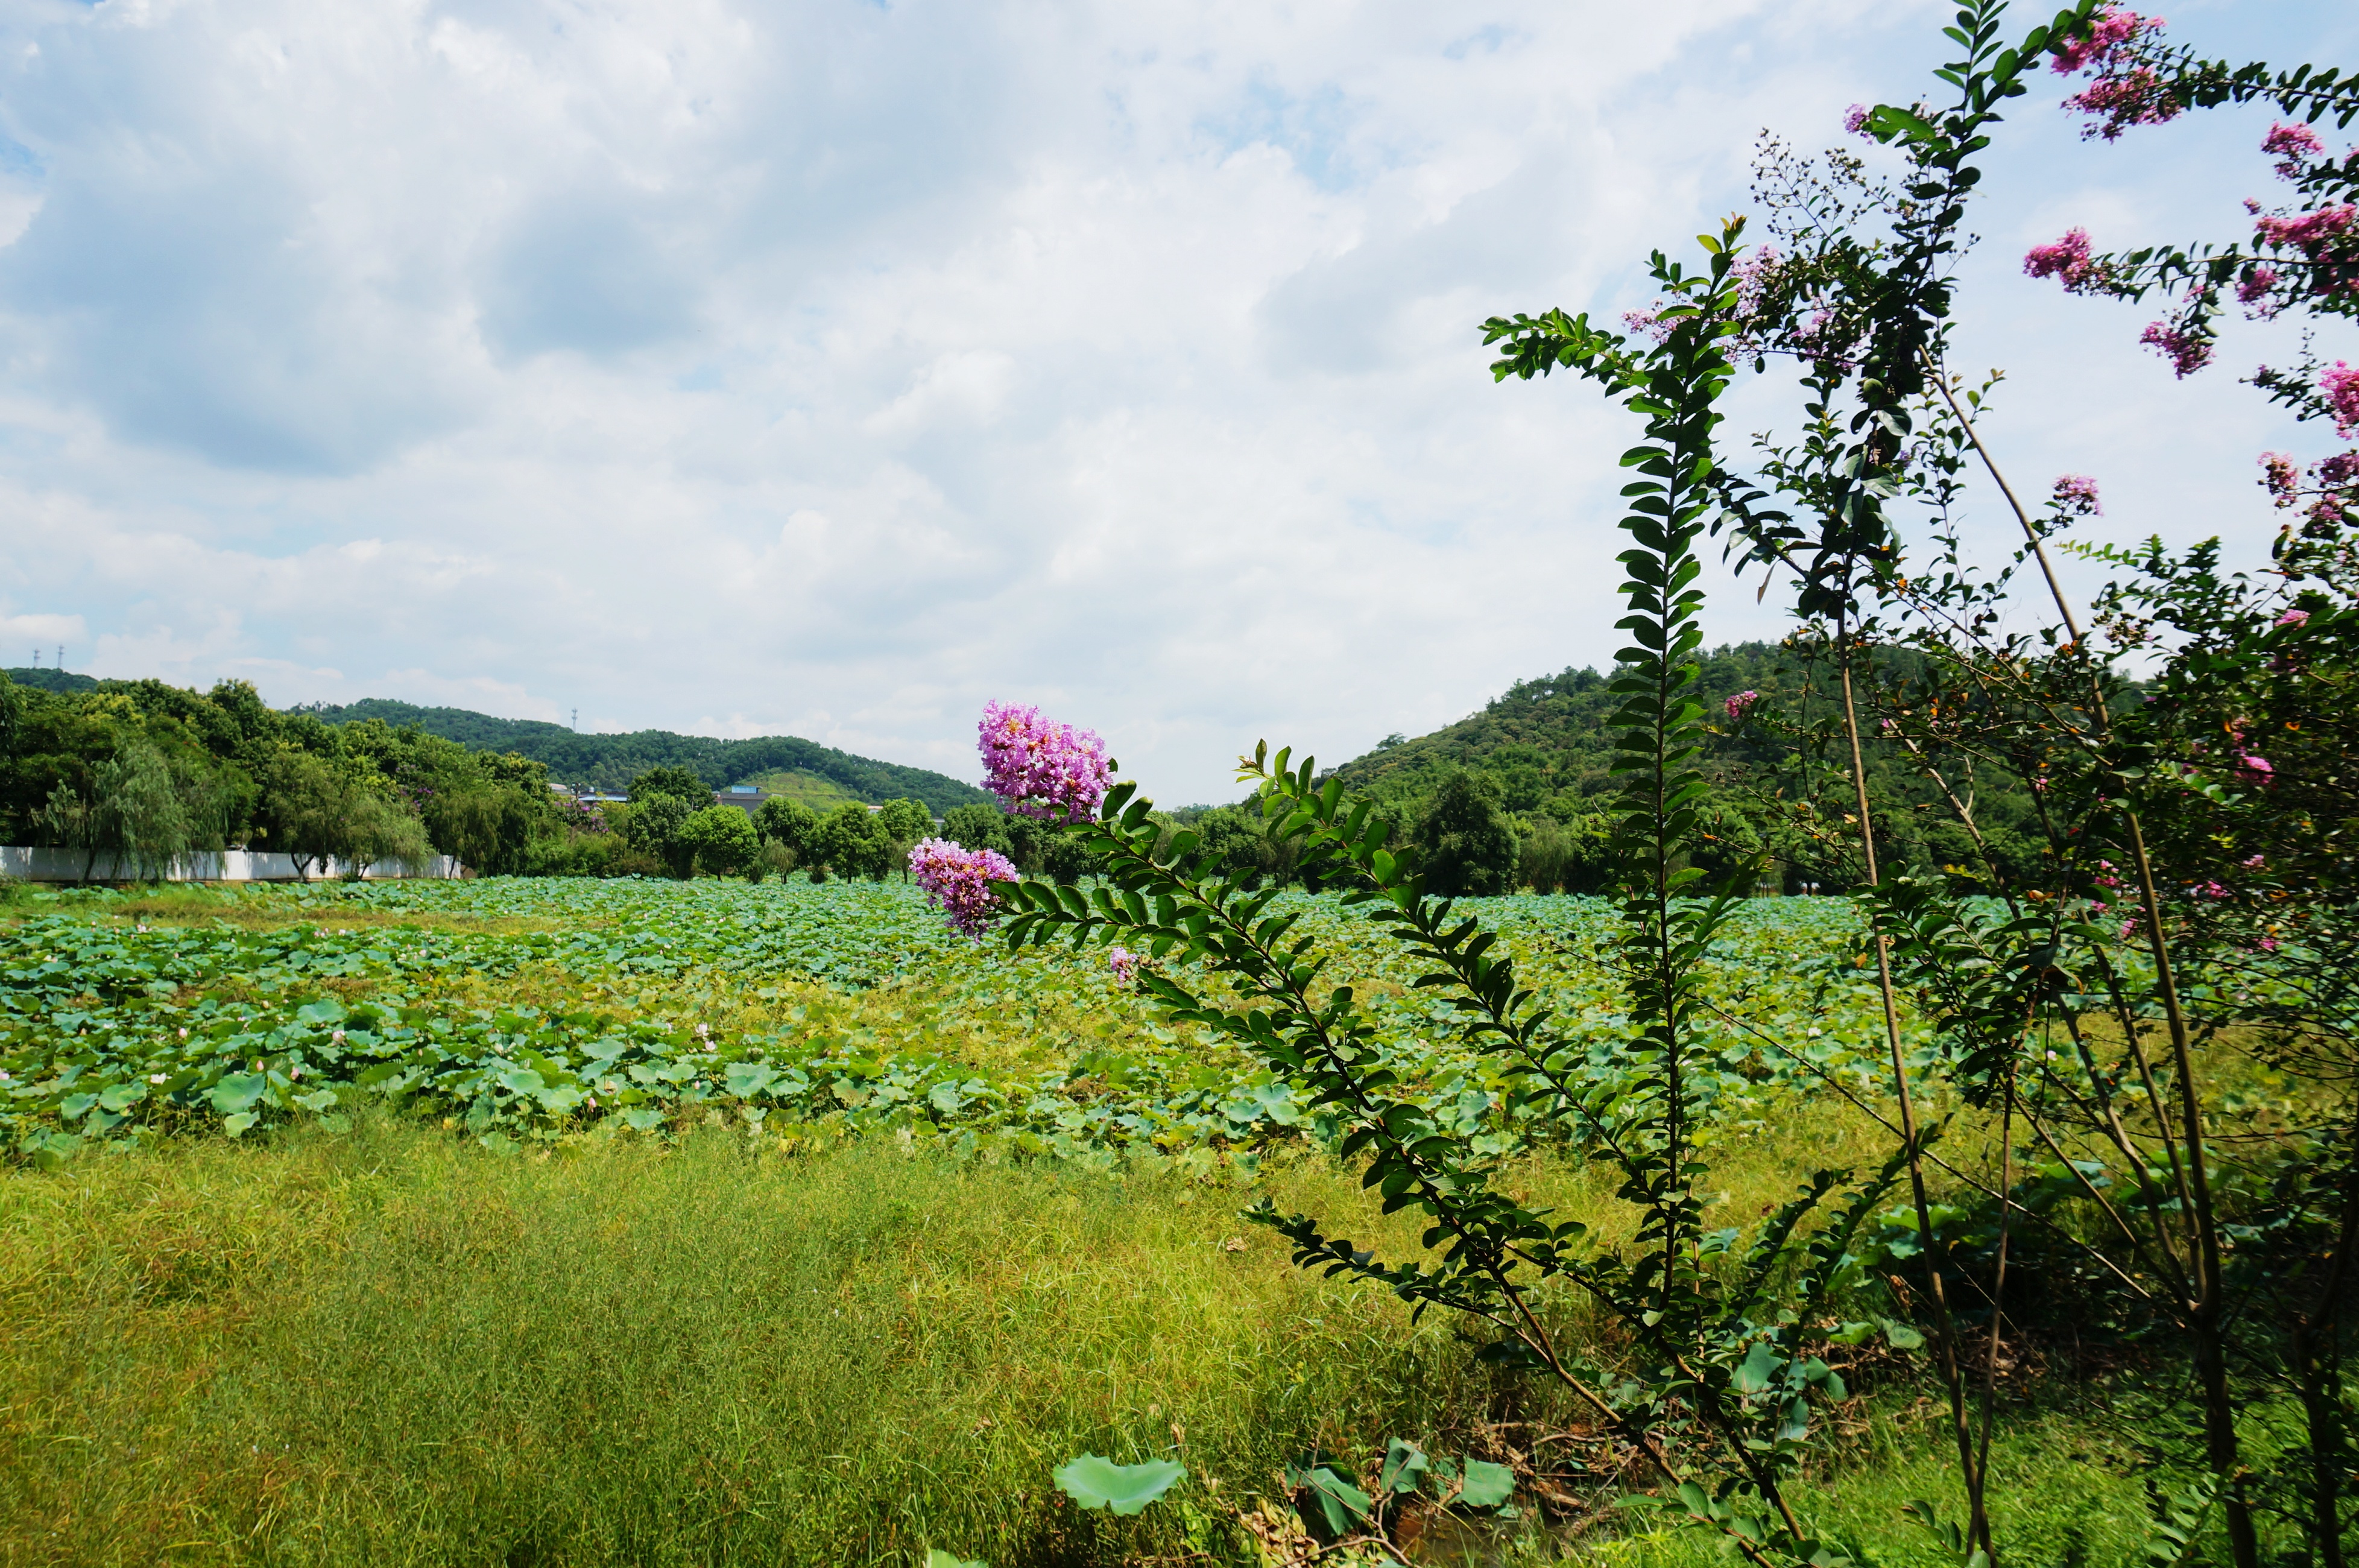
1725, 690, 1761, 721
2260, 448, 2359, 528
2052, 475, 2103, 515
2236, 266, 2281, 315
1108, 946, 1141, 987
2140, 318, 2212, 378
909, 837, 1018, 939
2264, 120, 2327, 177
2050, 10, 2177, 141
979, 701, 1113, 822
2024, 229, 2105, 292
2278, 607, 2312, 628
2325, 362, 2359, 438
1844, 104, 1872, 137
2255, 206, 2357, 268
2049, 7, 2153, 74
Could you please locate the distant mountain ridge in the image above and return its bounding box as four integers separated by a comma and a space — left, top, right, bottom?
0, 668, 991, 816
3, 667, 99, 695
291, 698, 993, 815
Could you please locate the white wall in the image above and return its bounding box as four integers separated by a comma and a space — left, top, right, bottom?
0, 847, 466, 882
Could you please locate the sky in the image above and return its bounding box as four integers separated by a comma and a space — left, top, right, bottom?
0, 0, 2353, 805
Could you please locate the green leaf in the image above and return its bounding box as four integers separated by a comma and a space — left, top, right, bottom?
926, 1552, 986, 1568
724, 1061, 778, 1099
1296, 1465, 1372, 1536
210, 1072, 269, 1115
1884, 1321, 1927, 1351
1379, 1437, 1428, 1495
1456, 1458, 1514, 1509
295, 999, 347, 1026
1052, 1454, 1184, 1516
1732, 1339, 1782, 1394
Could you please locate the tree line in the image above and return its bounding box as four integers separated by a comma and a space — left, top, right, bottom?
0, 671, 577, 880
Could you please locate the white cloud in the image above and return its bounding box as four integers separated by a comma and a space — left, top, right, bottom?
0, 0, 2352, 801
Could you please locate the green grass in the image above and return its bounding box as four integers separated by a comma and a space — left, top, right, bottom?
0, 1118, 1537, 1566
0, 879, 2275, 1566
0, 1115, 2172, 1568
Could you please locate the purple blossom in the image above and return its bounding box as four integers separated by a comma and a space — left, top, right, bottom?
1621, 309, 1669, 344
2264, 120, 2326, 177
1108, 946, 1141, 987
2261, 451, 2300, 503
2024, 229, 2104, 292
2052, 475, 2103, 515
978, 701, 1113, 822
2050, 7, 2153, 74
1725, 689, 1761, 721
1844, 103, 1872, 137
2236, 265, 2281, 316
2276, 607, 2311, 628
2139, 318, 2212, 378
2050, 11, 2177, 141
2325, 362, 2359, 438
909, 836, 1020, 939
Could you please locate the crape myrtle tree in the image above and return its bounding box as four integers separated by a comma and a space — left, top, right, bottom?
892, 6, 2359, 1564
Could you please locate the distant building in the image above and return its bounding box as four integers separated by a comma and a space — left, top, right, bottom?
713, 786, 767, 815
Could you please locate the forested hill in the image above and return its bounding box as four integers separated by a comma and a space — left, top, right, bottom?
1328, 643, 1801, 815
292, 698, 993, 815
1322, 640, 2047, 888
2, 668, 99, 695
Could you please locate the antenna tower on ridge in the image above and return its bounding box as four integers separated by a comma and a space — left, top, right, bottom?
572, 707, 579, 731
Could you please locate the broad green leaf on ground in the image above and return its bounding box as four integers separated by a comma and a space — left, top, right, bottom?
1052, 1454, 1184, 1515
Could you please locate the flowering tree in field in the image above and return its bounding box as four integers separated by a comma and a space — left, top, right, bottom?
929, 6, 2359, 1565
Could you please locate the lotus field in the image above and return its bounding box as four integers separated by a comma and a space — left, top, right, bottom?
2, 877, 1904, 1170
0, 874, 2176, 1567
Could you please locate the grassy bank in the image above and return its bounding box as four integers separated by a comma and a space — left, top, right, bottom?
0, 1118, 2152, 1568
